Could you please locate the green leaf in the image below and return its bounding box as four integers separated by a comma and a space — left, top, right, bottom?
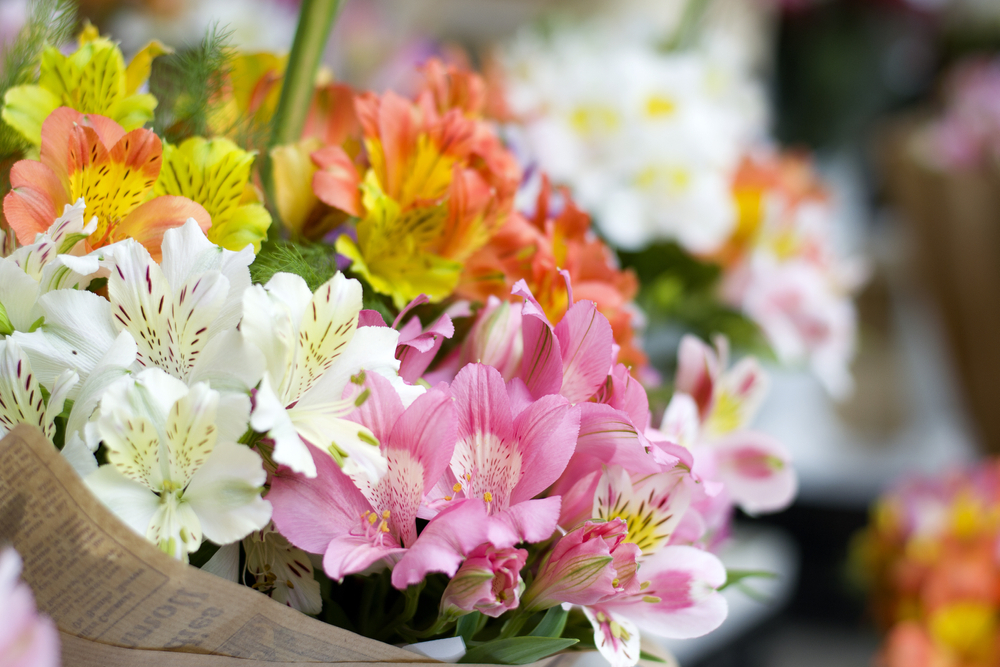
639, 650, 667, 663
459, 637, 578, 665
719, 569, 777, 591
456, 612, 485, 645
528, 606, 568, 638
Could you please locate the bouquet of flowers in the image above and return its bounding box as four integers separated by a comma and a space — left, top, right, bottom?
0, 1, 802, 665
855, 461, 1000, 667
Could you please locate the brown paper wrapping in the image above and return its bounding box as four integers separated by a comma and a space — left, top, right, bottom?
881, 117, 1000, 453
0, 425, 582, 666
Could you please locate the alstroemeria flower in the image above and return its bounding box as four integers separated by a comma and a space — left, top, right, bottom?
13, 220, 261, 423
0, 548, 60, 667
328, 84, 521, 308
2, 23, 168, 145
243, 271, 419, 481
269, 378, 487, 586
667, 334, 797, 515
438, 363, 580, 545
0, 199, 102, 335
86, 369, 271, 560
440, 544, 528, 619
583, 546, 729, 667
244, 523, 323, 614
0, 338, 76, 443
154, 136, 272, 252
359, 294, 458, 384
3, 108, 210, 260
521, 519, 641, 612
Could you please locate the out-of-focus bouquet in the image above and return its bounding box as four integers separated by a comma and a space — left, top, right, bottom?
0, 1, 804, 665
854, 462, 1000, 667
494, 0, 865, 398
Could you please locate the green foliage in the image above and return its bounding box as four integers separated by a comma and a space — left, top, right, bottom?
620, 242, 773, 359
457, 612, 487, 645
719, 568, 778, 591
458, 637, 578, 665
0, 0, 76, 171
528, 606, 568, 638
249, 239, 341, 291
149, 23, 232, 144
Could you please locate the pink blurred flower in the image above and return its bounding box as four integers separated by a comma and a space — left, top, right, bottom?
440, 544, 528, 619
0, 548, 60, 667
521, 518, 641, 612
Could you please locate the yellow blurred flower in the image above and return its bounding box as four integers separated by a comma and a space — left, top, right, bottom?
2, 23, 169, 146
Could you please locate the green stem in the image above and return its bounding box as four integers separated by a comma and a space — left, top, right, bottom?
399, 615, 455, 641
499, 611, 530, 639
263, 0, 342, 225
663, 0, 712, 51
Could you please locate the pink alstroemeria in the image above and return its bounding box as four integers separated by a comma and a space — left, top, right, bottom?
439, 362, 581, 547
0, 548, 60, 667
269, 375, 478, 583
521, 518, 641, 612
429, 296, 524, 383
583, 546, 728, 667
360, 295, 462, 384
439, 544, 528, 619
664, 334, 797, 516
511, 279, 615, 404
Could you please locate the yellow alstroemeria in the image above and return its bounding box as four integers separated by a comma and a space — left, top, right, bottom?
2, 23, 170, 146
335, 173, 461, 309
154, 137, 272, 252
209, 52, 287, 144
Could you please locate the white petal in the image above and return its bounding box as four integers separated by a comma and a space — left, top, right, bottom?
296, 326, 403, 413
289, 405, 388, 485
160, 219, 253, 336
201, 543, 240, 582
85, 465, 160, 538
241, 283, 297, 399
148, 491, 203, 559
250, 373, 316, 477
61, 430, 98, 478
12, 289, 117, 396
64, 330, 137, 439
189, 327, 264, 394
165, 381, 220, 488
584, 607, 641, 667
0, 339, 48, 439
0, 258, 41, 332
215, 391, 252, 445
284, 273, 362, 402
42, 368, 79, 435
183, 440, 271, 546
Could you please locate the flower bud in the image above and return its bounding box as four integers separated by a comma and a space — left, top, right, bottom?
522, 519, 641, 612
440, 545, 528, 619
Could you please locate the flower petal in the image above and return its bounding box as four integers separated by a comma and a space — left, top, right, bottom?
555, 300, 614, 403
85, 464, 160, 538
390, 499, 490, 589
509, 395, 579, 505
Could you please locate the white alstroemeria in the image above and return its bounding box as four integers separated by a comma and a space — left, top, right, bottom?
14, 219, 261, 439
86, 369, 271, 561
0, 199, 103, 336
0, 338, 76, 442
242, 272, 415, 481
237, 522, 322, 614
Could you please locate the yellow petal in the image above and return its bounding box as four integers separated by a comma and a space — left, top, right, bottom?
208, 203, 271, 253
270, 139, 322, 235
126, 40, 172, 95
1, 85, 61, 145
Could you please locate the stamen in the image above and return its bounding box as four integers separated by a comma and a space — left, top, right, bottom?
484, 492, 493, 503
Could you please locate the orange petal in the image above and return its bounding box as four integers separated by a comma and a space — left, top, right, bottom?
116, 196, 211, 261
311, 145, 361, 216
83, 113, 127, 149
38, 107, 86, 194
376, 91, 419, 198
108, 127, 162, 184
305, 83, 359, 147
3, 160, 66, 244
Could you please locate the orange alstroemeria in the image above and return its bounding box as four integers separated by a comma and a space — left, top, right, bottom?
316, 59, 522, 308
3, 107, 209, 261
459, 175, 648, 373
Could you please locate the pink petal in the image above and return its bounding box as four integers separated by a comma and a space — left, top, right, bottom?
510, 396, 580, 504
606, 364, 650, 433
359, 310, 388, 327
505, 377, 535, 419
388, 383, 456, 492
391, 294, 430, 329
606, 546, 727, 639
268, 453, 371, 555
451, 364, 515, 446
323, 534, 403, 582
518, 311, 563, 398
674, 335, 719, 420
573, 403, 658, 473
346, 371, 404, 446
713, 431, 797, 514
391, 499, 490, 588
554, 300, 614, 403
487, 497, 562, 547
511, 279, 548, 323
